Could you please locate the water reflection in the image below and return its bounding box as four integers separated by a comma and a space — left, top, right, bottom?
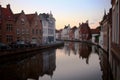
0, 50, 56, 80
0, 42, 113, 80
78, 43, 92, 64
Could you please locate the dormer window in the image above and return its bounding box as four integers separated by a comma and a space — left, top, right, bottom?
21, 18, 25, 25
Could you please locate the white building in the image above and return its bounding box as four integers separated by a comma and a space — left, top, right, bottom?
40, 12, 56, 44
40, 13, 49, 44
99, 26, 103, 48
48, 12, 56, 43
61, 24, 70, 40
75, 28, 79, 40
56, 31, 59, 40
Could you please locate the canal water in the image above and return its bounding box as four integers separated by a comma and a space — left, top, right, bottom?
0, 42, 112, 80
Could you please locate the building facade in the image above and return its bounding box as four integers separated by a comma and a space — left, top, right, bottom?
0, 4, 16, 44
40, 13, 49, 44
40, 12, 56, 44
110, 0, 120, 80
15, 10, 30, 43
100, 10, 112, 52
26, 12, 42, 45
79, 21, 91, 41
69, 26, 77, 40
48, 12, 56, 43
74, 27, 79, 40
61, 24, 70, 40
91, 27, 100, 44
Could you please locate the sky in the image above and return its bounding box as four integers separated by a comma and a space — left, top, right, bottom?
0, 0, 111, 29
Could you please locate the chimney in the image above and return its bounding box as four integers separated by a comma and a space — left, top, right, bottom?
35, 12, 38, 15
7, 4, 10, 9
21, 10, 24, 14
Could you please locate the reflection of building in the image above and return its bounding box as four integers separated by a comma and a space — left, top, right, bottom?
78, 43, 92, 64
0, 50, 56, 80
69, 42, 76, 55
64, 42, 78, 56
99, 48, 110, 80
64, 42, 70, 56
74, 42, 79, 54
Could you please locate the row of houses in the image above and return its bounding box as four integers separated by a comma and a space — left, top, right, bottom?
0, 4, 56, 45
99, 0, 120, 80
56, 21, 100, 43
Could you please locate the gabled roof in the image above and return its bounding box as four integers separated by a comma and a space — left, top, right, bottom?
71, 26, 77, 32
40, 13, 49, 21
80, 22, 90, 30
26, 14, 36, 23
1, 5, 14, 21
14, 13, 21, 21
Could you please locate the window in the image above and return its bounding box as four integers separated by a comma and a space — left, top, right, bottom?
36, 29, 38, 34
35, 21, 38, 26
6, 24, 13, 32
26, 29, 29, 34
16, 29, 20, 34
116, 3, 119, 44
21, 18, 25, 25
0, 25, 1, 30
39, 29, 42, 34
0, 35, 1, 42
6, 35, 13, 43
22, 29, 25, 34
32, 29, 34, 34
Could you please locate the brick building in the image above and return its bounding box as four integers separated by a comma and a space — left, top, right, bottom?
100, 10, 112, 52
26, 12, 42, 45
0, 4, 16, 44
14, 10, 30, 43
79, 21, 91, 41
69, 26, 77, 40
110, 0, 120, 80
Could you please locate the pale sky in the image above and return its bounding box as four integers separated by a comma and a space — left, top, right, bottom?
0, 0, 111, 29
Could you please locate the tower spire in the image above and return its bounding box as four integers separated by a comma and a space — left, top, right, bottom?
104, 9, 106, 15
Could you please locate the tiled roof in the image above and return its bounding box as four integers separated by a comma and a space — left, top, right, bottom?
91, 29, 100, 34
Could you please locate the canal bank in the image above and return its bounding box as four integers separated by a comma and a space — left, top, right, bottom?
0, 42, 113, 80
0, 42, 64, 57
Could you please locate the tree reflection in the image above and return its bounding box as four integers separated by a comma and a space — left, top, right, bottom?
0, 50, 56, 80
